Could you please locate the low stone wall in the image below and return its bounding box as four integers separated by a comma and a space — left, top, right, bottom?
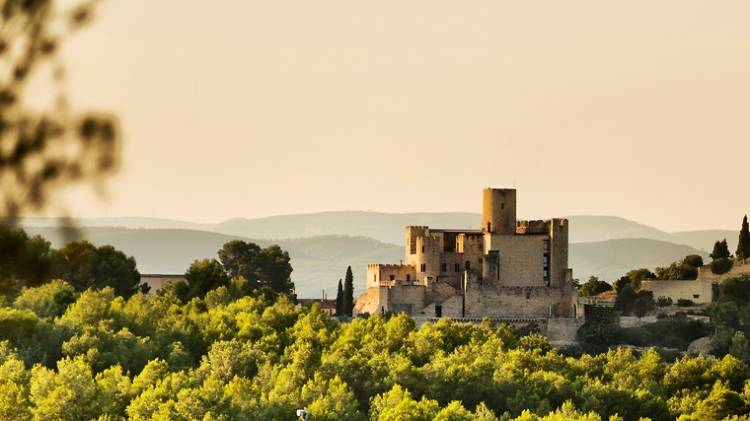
464, 283, 576, 318
547, 318, 583, 345
640, 280, 716, 304
619, 315, 658, 328
353, 287, 386, 315
140, 274, 184, 293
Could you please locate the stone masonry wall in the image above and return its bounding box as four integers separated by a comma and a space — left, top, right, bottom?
640, 280, 716, 304
486, 234, 546, 287
366, 264, 417, 287
464, 282, 574, 318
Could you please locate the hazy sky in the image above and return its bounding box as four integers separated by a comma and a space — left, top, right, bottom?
52, 0, 749, 231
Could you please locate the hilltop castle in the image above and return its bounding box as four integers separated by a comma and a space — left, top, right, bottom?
355, 188, 582, 334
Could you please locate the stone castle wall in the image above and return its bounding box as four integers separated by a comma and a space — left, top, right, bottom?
486, 234, 546, 287
546, 318, 583, 346
464, 278, 576, 319
366, 263, 417, 287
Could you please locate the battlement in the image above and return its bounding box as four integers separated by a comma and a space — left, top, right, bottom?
516, 220, 548, 235
368, 263, 414, 270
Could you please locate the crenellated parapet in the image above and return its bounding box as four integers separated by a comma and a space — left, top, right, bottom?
516, 220, 548, 235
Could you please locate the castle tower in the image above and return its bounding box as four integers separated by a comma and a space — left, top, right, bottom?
481, 188, 516, 235
547, 218, 569, 288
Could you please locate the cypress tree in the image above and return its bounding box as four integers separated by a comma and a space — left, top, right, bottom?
335, 279, 343, 315
343, 266, 354, 316
737, 215, 750, 260
711, 239, 731, 260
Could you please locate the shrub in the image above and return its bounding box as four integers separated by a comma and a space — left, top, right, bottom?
617, 326, 650, 345
720, 274, 750, 305
676, 299, 695, 307
647, 317, 712, 348
683, 255, 704, 268
656, 296, 673, 307
655, 261, 698, 280
616, 285, 638, 314
578, 307, 618, 345
634, 295, 654, 317
577, 276, 612, 297
711, 258, 734, 275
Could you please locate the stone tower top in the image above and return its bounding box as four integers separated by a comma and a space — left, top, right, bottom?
481, 188, 517, 234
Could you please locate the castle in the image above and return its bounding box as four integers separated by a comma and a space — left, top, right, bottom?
355, 188, 583, 336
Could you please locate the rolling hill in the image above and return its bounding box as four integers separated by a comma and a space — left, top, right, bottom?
669, 230, 737, 253
570, 239, 708, 282
22, 226, 401, 298
213, 212, 480, 245
19, 211, 742, 296
20, 212, 734, 250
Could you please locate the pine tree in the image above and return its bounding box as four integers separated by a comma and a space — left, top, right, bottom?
711, 239, 731, 260
335, 279, 343, 316
343, 266, 354, 316
737, 215, 750, 260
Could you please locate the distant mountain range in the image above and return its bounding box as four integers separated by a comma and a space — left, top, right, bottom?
22, 226, 402, 298
570, 239, 709, 282
20, 212, 740, 297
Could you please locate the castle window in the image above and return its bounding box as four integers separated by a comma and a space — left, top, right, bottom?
406, 274, 411, 282
465, 261, 471, 270
390, 274, 395, 281
454, 263, 460, 272
693, 294, 700, 299
421, 245, 425, 252
543, 241, 550, 282
441, 263, 447, 272
435, 305, 442, 318
420, 263, 426, 272
487, 222, 491, 232
501, 203, 505, 210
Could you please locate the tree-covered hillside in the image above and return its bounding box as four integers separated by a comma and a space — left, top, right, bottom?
1, 283, 750, 420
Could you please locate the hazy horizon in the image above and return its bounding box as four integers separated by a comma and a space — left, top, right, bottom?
34, 0, 750, 231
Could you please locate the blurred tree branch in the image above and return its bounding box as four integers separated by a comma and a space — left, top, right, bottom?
0, 0, 120, 224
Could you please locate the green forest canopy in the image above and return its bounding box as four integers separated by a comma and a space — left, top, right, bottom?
1, 281, 750, 420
